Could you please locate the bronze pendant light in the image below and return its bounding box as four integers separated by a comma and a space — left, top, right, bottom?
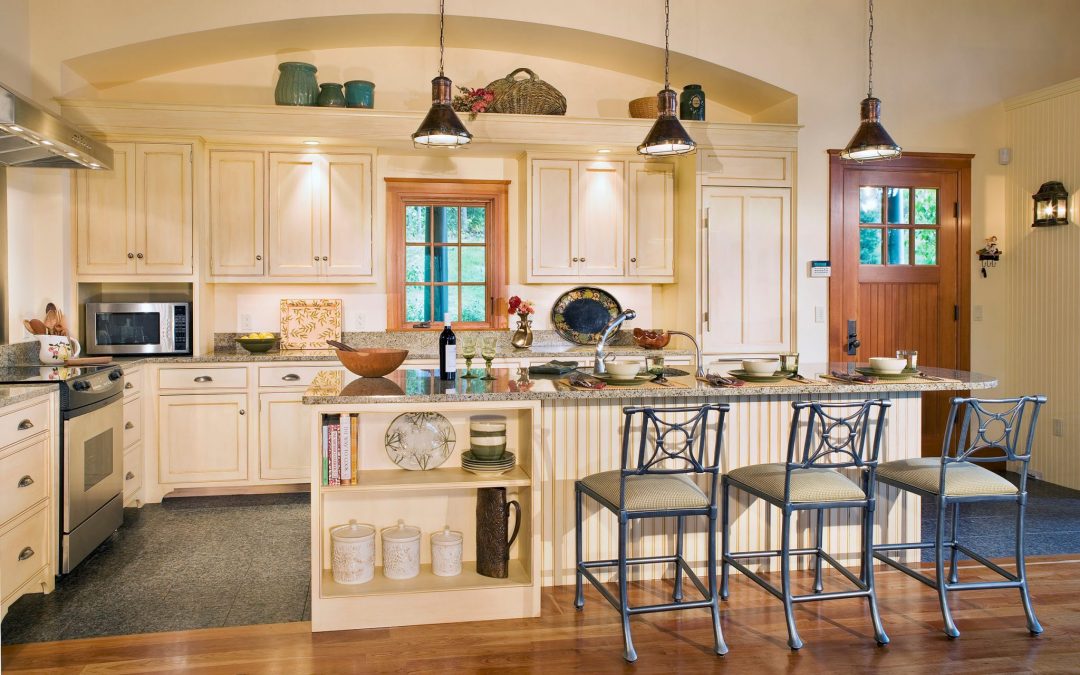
412, 0, 472, 147
840, 0, 902, 161
637, 0, 696, 156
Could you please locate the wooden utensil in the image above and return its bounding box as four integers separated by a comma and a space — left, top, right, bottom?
23, 319, 38, 335
64, 356, 112, 366
28, 319, 47, 335
326, 339, 356, 352
44, 305, 59, 335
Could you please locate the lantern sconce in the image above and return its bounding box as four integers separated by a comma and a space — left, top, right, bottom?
1032, 181, 1069, 227
976, 236, 1001, 278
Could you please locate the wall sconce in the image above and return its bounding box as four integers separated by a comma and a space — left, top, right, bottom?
1032, 181, 1069, 227
976, 236, 1000, 278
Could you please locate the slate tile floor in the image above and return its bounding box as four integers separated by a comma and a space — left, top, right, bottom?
2, 493, 309, 644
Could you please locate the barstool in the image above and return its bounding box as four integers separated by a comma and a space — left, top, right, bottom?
873, 395, 1047, 638
721, 399, 891, 650
574, 403, 730, 662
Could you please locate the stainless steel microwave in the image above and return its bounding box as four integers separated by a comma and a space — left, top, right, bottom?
84, 302, 191, 355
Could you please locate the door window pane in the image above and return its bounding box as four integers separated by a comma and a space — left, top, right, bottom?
405, 246, 430, 282
915, 188, 938, 224
887, 228, 910, 265
886, 188, 910, 224
433, 246, 458, 282
405, 285, 430, 322
461, 285, 487, 322
406, 206, 430, 242
433, 207, 458, 243
860, 228, 883, 264
461, 246, 485, 282
462, 207, 486, 243
915, 229, 938, 265
859, 187, 882, 224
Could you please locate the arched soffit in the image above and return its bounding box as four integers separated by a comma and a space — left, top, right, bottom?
64, 14, 795, 119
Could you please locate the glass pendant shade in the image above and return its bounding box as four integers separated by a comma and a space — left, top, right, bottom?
412, 76, 472, 147
1032, 181, 1069, 227
637, 89, 696, 156
840, 97, 901, 161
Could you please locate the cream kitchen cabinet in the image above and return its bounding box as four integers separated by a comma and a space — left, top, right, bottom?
627, 161, 675, 278
76, 142, 193, 276
700, 186, 792, 354
210, 150, 265, 276
157, 392, 249, 484
258, 392, 311, 480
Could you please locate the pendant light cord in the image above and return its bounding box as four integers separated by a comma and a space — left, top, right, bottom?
663, 0, 671, 89
438, 0, 446, 77
867, 0, 874, 98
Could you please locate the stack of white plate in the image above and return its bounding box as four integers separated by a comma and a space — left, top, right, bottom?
461, 450, 516, 475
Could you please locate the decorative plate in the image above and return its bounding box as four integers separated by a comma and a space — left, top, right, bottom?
279, 299, 342, 350
384, 412, 456, 471
728, 369, 790, 383
551, 287, 622, 345
592, 373, 654, 385
855, 367, 910, 381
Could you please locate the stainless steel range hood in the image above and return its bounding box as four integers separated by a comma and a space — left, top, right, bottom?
0, 84, 113, 170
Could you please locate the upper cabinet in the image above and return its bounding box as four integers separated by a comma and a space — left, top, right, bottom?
210, 150, 265, 276
76, 142, 193, 276
528, 157, 674, 283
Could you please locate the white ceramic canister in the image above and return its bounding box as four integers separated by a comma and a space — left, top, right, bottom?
430, 526, 464, 577
381, 519, 421, 580
330, 520, 376, 585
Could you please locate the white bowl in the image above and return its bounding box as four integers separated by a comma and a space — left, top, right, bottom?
869, 357, 906, 374
605, 362, 641, 379
742, 359, 780, 376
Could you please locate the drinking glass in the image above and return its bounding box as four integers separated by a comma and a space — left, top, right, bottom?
780, 352, 800, 373
646, 355, 666, 377
461, 337, 477, 378
481, 337, 497, 380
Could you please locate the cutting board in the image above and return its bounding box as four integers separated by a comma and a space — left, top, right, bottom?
279, 299, 342, 350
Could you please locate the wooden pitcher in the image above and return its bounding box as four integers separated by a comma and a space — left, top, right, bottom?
476, 487, 520, 578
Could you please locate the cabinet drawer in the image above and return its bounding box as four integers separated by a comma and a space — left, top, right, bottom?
258, 365, 343, 388
123, 367, 144, 399
123, 397, 143, 449
124, 444, 143, 501
159, 367, 247, 390
0, 437, 48, 526
0, 399, 49, 451
1, 507, 48, 600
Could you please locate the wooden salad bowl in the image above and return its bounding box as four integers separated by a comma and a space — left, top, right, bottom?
632, 328, 671, 350
335, 348, 409, 378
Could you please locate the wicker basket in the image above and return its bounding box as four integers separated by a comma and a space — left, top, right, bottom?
486, 68, 567, 116
629, 96, 659, 119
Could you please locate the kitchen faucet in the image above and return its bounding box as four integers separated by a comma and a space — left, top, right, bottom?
667, 330, 705, 378
594, 309, 636, 375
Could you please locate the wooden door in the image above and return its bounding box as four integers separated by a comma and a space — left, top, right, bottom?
627, 161, 674, 277
210, 150, 265, 276
529, 160, 578, 277
268, 153, 322, 276
322, 154, 373, 277
158, 393, 249, 483
700, 186, 792, 354
258, 392, 311, 480
829, 153, 971, 456
577, 160, 625, 276
134, 144, 193, 275
76, 142, 136, 275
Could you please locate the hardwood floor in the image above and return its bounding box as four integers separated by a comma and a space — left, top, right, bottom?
4, 556, 1078, 673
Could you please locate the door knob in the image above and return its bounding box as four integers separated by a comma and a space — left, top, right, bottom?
845, 319, 861, 356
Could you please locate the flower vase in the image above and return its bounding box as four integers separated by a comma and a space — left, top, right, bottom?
510, 314, 533, 349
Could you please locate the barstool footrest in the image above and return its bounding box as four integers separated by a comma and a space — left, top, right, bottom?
724, 548, 869, 602
577, 554, 714, 616
874, 541, 1021, 589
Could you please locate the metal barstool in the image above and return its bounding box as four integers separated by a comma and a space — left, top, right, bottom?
873, 395, 1047, 638
721, 399, 891, 650
575, 403, 730, 662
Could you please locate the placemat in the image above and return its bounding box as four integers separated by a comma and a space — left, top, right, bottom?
698, 375, 828, 388
555, 378, 690, 392
818, 373, 961, 385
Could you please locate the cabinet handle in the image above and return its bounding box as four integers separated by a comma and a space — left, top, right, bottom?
125, 382, 134, 389
137, 253, 144, 259
18, 547, 34, 561
239, 409, 246, 415
630, 257, 637, 263
193, 376, 213, 383
17, 475, 33, 488
256, 255, 262, 261
17, 419, 33, 430
282, 374, 301, 382
127, 252, 134, 259
125, 421, 135, 430
126, 471, 135, 480
322, 256, 328, 261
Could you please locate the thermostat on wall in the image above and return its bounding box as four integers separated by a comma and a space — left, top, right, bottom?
809, 260, 832, 278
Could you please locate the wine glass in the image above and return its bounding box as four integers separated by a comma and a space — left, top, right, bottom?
481, 337, 497, 380
646, 355, 667, 383
461, 336, 477, 378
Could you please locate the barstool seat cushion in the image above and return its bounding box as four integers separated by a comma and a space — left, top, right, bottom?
578, 471, 709, 512
877, 457, 1018, 496
727, 463, 865, 503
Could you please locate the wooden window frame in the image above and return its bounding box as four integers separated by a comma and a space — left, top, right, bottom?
386, 178, 509, 331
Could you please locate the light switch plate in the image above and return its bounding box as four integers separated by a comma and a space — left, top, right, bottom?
973, 305, 983, 322
1053, 418, 1064, 437
239, 313, 253, 331
814, 306, 826, 323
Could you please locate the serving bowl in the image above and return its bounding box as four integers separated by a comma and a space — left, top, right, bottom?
742, 359, 780, 376
632, 328, 671, 349
236, 337, 278, 353
606, 362, 641, 379
869, 357, 906, 374
336, 348, 409, 377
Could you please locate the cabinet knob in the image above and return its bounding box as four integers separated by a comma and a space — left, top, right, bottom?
125, 421, 135, 430
125, 382, 134, 389
313, 256, 320, 262
256, 255, 262, 261
322, 256, 328, 261
193, 376, 213, 383
17, 419, 33, 430
572, 257, 579, 262
239, 409, 246, 415
18, 547, 34, 561
126, 471, 135, 480
127, 252, 134, 259
579, 258, 585, 262
17, 475, 33, 488
137, 253, 144, 259
630, 257, 637, 263
282, 374, 301, 382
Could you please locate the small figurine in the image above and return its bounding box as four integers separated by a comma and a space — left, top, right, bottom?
976, 236, 1001, 277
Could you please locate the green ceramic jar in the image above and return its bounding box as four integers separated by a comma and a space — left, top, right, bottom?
317, 83, 347, 107
344, 80, 375, 109
679, 84, 705, 121
274, 62, 318, 106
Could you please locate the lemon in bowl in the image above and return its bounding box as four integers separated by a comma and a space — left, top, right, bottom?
236, 332, 279, 353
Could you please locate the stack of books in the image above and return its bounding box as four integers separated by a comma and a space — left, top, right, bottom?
321, 413, 359, 486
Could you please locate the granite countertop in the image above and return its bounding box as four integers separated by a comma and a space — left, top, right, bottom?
0, 385, 56, 408
302, 365, 997, 405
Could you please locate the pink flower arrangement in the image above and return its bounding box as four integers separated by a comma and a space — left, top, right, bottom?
451, 87, 496, 118
507, 296, 536, 316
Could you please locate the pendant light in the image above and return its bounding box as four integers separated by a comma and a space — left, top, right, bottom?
412, 0, 472, 147
840, 0, 902, 161
637, 0, 696, 156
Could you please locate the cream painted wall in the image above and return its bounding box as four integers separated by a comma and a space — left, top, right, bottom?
0, 0, 30, 94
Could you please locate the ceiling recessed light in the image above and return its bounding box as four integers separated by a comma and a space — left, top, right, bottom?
597, 148, 612, 154
66, 152, 78, 157
303, 140, 320, 146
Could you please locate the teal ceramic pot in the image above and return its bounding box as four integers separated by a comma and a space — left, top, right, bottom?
275, 62, 318, 106
679, 84, 705, 121
344, 80, 375, 109
317, 83, 347, 107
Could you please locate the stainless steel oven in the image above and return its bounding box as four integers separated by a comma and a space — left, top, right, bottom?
85, 302, 191, 355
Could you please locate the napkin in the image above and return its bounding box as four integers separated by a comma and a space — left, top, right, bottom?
528, 360, 580, 375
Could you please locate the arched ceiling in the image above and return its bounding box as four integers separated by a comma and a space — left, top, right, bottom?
64, 14, 795, 120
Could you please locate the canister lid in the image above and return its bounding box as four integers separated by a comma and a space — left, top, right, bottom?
381, 519, 421, 542
331, 519, 375, 540
431, 525, 463, 545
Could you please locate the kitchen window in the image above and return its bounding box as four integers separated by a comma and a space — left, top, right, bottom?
386, 180, 508, 330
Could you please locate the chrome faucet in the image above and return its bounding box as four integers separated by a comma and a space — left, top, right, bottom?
594, 309, 636, 375
667, 330, 705, 378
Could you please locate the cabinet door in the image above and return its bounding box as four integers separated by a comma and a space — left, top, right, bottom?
210, 150, 265, 276
135, 143, 193, 275
76, 142, 136, 275
322, 154, 372, 277
701, 187, 791, 354
577, 161, 625, 276
530, 160, 578, 276
258, 393, 311, 480
268, 153, 322, 276
627, 162, 674, 277
158, 393, 248, 483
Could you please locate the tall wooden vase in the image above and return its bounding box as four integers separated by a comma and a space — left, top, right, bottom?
476, 487, 520, 578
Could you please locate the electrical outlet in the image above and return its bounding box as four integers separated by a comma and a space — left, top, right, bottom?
814, 306, 826, 323
973, 305, 984, 322
351, 312, 366, 331
1053, 418, 1064, 437
239, 313, 253, 331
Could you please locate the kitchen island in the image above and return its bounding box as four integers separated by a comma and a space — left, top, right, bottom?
304, 366, 995, 631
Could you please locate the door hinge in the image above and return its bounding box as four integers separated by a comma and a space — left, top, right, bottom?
953, 202, 959, 219
703, 311, 709, 325
703, 208, 710, 230
954, 304, 959, 321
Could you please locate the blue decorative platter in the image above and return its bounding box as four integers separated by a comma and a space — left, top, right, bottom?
551, 287, 622, 345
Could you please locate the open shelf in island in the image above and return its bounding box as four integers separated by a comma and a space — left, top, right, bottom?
321, 560, 531, 599
320, 466, 531, 492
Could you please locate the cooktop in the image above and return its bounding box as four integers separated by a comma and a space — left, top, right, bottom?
0, 364, 122, 384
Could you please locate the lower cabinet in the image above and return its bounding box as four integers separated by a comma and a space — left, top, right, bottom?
258, 393, 311, 480
158, 393, 249, 483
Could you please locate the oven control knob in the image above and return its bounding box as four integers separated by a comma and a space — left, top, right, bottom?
109, 370, 122, 381
72, 381, 91, 391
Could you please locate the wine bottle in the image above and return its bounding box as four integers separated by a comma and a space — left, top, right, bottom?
439, 313, 457, 381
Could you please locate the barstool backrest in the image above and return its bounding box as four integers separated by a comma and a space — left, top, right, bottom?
944, 396, 1046, 469
621, 404, 729, 477
787, 400, 891, 470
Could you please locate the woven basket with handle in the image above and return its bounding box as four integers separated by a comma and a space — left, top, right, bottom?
486, 68, 567, 116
